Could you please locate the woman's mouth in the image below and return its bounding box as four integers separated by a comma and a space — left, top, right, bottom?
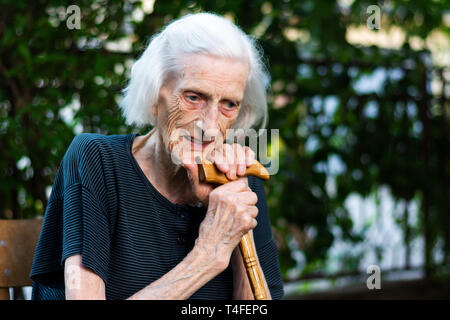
187, 136, 214, 150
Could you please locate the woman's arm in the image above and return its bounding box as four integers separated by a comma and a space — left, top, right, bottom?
65, 234, 273, 300
65, 255, 106, 299
65, 243, 224, 300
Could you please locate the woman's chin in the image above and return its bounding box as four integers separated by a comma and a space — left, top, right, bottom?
170, 144, 200, 166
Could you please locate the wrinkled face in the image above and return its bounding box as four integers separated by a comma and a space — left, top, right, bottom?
154, 54, 249, 164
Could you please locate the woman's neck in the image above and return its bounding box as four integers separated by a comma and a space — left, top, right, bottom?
132, 129, 197, 206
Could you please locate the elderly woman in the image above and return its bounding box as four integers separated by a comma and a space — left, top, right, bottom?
30, 13, 283, 300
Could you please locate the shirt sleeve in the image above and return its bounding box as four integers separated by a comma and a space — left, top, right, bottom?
61, 183, 110, 283
248, 176, 284, 300
30, 134, 111, 288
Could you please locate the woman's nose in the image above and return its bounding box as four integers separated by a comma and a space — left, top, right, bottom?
203, 104, 219, 130
194, 104, 221, 140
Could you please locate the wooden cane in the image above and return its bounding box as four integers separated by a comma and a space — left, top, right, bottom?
198, 159, 270, 300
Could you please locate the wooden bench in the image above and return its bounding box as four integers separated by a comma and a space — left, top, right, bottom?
0, 219, 43, 300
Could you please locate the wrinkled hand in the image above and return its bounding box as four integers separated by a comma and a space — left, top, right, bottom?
208, 143, 256, 181
182, 143, 256, 206
195, 178, 259, 271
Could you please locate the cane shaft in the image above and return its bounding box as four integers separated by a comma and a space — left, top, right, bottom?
239, 233, 268, 300
198, 159, 269, 300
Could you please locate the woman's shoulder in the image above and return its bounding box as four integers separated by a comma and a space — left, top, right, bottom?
54, 133, 136, 203
68, 132, 132, 149
59, 133, 135, 185
63, 133, 133, 160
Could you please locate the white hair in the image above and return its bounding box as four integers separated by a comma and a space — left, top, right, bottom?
120, 12, 269, 130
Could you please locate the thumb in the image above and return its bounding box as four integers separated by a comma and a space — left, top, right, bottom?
182, 158, 199, 184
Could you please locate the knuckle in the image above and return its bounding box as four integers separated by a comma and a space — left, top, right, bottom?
250, 192, 258, 203
241, 214, 252, 227
214, 153, 224, 164
245, 146, 255, 155
232, 144, 243, 155
217, 197, 227, 206
232, 180, 245, 188
225, 193, 235, 203
236, 206, 245, 215
219, 193, 234, 205
210, 189, 219, 200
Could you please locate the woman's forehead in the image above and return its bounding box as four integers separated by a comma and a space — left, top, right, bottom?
175, 54, 249, 98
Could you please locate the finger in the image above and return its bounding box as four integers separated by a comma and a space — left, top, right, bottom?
224, 144, 237, 180
246, 206, 259, 218
182, 159, 199, 184
204, 147, 216, 163
251, 217, 258, 229
212, 148, 229, 173
244, 146, 256, 167
240, 214, 258, 233
234, 144, 247, 176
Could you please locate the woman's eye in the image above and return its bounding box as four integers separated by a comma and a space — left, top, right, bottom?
184, 92, 200, 103
225, 101, 237, 109
187, 95, 199, 102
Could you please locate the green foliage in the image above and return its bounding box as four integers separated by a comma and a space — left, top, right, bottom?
1, 0, 449, 279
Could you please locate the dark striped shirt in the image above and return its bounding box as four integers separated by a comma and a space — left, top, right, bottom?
30, 133, 284, 300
